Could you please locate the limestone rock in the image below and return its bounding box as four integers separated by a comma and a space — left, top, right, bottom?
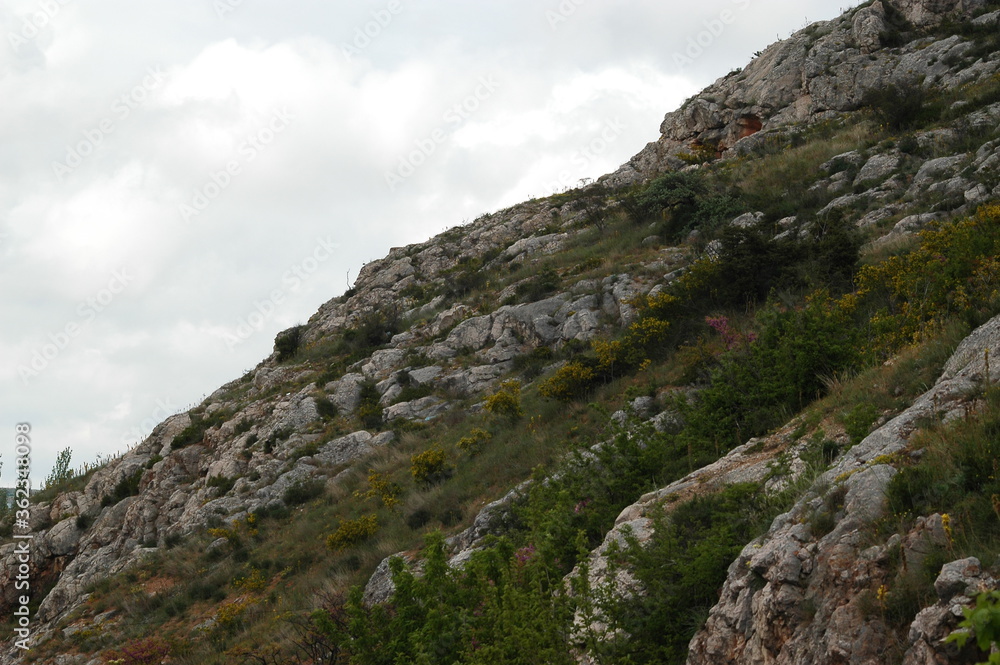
855, 152, 901, 185
896, 0, 988, 27
853, 1, 887, 54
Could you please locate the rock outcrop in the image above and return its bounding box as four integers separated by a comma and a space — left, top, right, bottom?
605, 0, 1000, 186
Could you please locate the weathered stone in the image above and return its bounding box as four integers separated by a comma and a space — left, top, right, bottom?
853, 1, 887, 54
909, 154, 968, 194
822, 151, 865, 173
502, 233, 571, 261
384, 396, 449, 423
897, 0, 988, 26
934, 557, 984, 601
855, 152, 900, 185
312, 431, 375, 467
327, 373, 365, 414
362, 349, 408, 379
730, 212, 765, 229
407, 365, 442, 386
446, 315, 493, 351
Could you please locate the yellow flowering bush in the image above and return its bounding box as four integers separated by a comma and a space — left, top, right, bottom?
484, 380, 524, 419
410, 447, 452, 485
326, 514, 379, 552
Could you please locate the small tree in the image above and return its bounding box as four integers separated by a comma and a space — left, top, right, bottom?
45, 448, 73, 489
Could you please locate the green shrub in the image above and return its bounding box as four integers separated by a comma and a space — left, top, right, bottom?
171, 421, 208, 450
393, 384, 434, 404
315, 395, 338, 421
861, 82, 929, 132
275, 325, 306, 362
513, 345, 555, 380
319, 533, 574, 665
596, 483, 793, 664
171, 410, 228, 450
283, 478, 326, 506
410, 447, 453, 486
841, 403, 879, 446
442, 256, 490, 299
102, 468, 144, 507
290, 441, 321, 461
207, 475, 237, 496
947, 590, 1000, 663
681, 294, 861, 449
406, 508, 432, 530
357, 382, 384, 430
621, 171, 705, 237
511, 267, 561, 304
326, 514, 379, 552
484, 380, 524, 419
456, 429, 492, 455
539, 360, 600, 401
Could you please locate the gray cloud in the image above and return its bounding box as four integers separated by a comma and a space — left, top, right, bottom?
0, 0, 858, 482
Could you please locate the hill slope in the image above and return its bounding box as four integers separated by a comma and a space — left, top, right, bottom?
3, 1, 1000, 663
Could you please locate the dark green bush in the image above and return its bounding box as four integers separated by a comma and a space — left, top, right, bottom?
357, 382, 384, 430
861, 82, 929, 132
263, 426, 292, 454
102, 468, 145, 507
406, 508, 432, 530
275, 325, 306, 362
511, 267, 561, 304
171, 410, 228, 450
597, 483, 793, 664
622, 171, 705, 235
841, 403, 879, 446
283, 478, 326, 506
681, 296, 861, 449
207, 475, 237, 496
316, 395, 339, 421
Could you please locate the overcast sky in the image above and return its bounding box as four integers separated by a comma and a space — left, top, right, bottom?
1, 0, 860, 485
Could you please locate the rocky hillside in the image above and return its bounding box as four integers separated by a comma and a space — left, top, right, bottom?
3, 1, 1000, 663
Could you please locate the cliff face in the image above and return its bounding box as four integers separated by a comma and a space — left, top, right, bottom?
2, 1, 1000, 663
